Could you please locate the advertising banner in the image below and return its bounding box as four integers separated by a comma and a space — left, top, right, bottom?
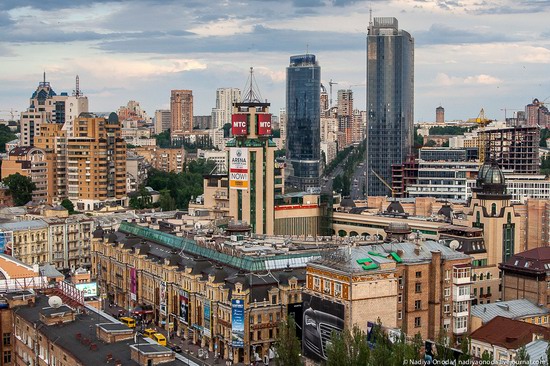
203, 300, 211, 337
229, 148, 249, 190
231, 114, 248, 136
257, 113, 272, 136
75, 282, 98, 298
231, 299, 244, 348
302, 293, 345, 361
0, 231, 13, 254
160, 281, 167, 316
130, 268, 137, 301
179, 289, 189, 324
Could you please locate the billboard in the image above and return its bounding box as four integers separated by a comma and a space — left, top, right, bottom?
229, 148, 249, 190
75, 282, 98, 298
160, 281, 167, 316
0, 231, 13, 254
203, 300, 211, 337
130, 268, 137, 301
287, 302, 304, 341
232, 114, 248, 136
179, 290, 189, 324
257, 113, 272, 136
302, 293, 345, 361
231, 299, 244, 348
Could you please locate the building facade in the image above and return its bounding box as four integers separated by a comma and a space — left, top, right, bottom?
285, 54, 321, 191
154, 109, 171, 135
366, 17, 414, 196
170, 90, 193, 140
0, 147, 48, 203
211, 88, 241, 130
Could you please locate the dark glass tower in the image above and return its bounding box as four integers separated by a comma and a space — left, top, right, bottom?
285, 54, 321, 191
366, 17, 414, 196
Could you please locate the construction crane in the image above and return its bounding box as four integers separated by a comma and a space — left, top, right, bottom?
370, 169, 396, 198
0, 109, 19, 121
329, 79, 338, 108
474, 108, 493, 127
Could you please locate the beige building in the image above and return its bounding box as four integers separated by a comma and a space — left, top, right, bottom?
154, 109, 171, 134
0, 147, 48, 203
0, 220, 49, 266
170, 89, 193, 139
132, 146, 186, 173
92, 223, 311, 365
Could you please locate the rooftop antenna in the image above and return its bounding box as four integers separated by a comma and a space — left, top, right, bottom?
306, 43, 309, 55
43, 71, 46, 84
73, 75, 82, 97
242, 67, 263, 103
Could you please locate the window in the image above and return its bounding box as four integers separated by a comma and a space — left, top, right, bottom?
2, 333, 10, 346
444, 304, 450, 313
445, 270, 450, 280
335, 283, 342, 296
323, 280, 331, 294
415, 300, 421, 310
415, 283, 422, 293
398, 310, 402, 320
398, 276, 403, 287
459, 286, 470, 297
313, 277, 320, 289
415, 271, 422, 278
3, 351, 11, 364
257, 314, 262, 323
444, 288, 450, 297
398, 294, 402, 303
414, 317, 421, 328
487, 286, 491, 295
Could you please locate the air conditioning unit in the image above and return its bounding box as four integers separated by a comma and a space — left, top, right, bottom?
324, 288, 330, 294
335, 291, 341, 297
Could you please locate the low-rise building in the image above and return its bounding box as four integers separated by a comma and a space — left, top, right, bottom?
471, 299, 550, 332
470, 316, 550, 363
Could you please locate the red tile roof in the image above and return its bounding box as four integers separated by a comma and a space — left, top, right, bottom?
470, 316, 550, 350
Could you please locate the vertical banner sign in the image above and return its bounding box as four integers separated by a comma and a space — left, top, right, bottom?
231, 114, 248, 136
257, 113, 272, 136
229, 148, 249, 190
231, 299, 244, 348
160, 281, 167, 316
179, 290, 189, 324
130, 268, 137, 301
203, 300, 211, 337
0, 231, 13, 254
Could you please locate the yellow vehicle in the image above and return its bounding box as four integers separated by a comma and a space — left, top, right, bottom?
120, 317, 136, 328
152, 333, 167, 346
143, 329, 156, 338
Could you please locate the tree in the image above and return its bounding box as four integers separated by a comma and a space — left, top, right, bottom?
0, 125, 17, 153
158, 189, 176, 211
222, 123, 231, 138
458, 336, 471, 362
481, 350, 492, 362
326, 325, 370, 366
273, 316, 301, 366
2, 173, 36, 206
129, 186, 153, 209
515, 345, 530, 363
60, 199, 75, 214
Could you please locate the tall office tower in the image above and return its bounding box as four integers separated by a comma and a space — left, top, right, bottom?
154, 109, 171, 134
20, 74, 88, 146
228, 69, 283, 235
320, 84, 329, 117
285, 54, 321, 191
366, 17, 414, 196
170, 90, 193, 140
211, 88, 241, 130
436, 106, 445, 124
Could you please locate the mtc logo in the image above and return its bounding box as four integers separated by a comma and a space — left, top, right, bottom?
259, 121, 271, 128
233, 121, 246, 128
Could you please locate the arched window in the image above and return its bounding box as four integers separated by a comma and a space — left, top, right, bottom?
507, 212, 512, 223
472, 273, 477, 281
480, 273, 484, 281
491, 203, 497, 216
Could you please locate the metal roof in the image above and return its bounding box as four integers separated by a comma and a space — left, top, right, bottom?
471, 299, 549, 324
525, 339, 549, 366
0, 220, 48, 231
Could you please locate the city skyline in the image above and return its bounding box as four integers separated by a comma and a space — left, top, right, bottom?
0, 0, 549, 122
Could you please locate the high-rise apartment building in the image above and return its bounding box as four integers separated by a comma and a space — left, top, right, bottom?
278, 108, 287, 145
20, 75, 88, 146
170, 89, 193, 140
525, 98, 550, 128
366, 17, 414, 196
154, 109, 171, 134
285, 54, 321, 191
211, 88, 241, 130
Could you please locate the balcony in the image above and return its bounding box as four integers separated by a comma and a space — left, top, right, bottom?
452, 285, 471, 302
453, 325, 468, 335
453, 276, 472, 286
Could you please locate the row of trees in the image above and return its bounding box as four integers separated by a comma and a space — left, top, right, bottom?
332, 141, 366, 196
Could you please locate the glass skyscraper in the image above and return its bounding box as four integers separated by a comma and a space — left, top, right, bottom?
285, 54, 321, 191
366, 17, 414, 196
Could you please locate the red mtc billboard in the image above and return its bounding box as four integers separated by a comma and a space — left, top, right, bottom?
232, 114, 248, 136
257, 114, 272, 136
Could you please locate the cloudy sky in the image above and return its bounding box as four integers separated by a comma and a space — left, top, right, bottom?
0, 0, 549, 122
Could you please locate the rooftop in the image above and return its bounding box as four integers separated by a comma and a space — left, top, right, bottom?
500, 247, 550, 275
0, 219, 48, 231
470, 316, 550, 350
471, 299, 549, 324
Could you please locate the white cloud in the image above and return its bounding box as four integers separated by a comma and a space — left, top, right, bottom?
435, 72, 501, 86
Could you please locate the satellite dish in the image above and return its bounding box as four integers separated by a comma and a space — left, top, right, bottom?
449, 240, 460, 250
48, 296, 62, 308
408, 233, 417, 241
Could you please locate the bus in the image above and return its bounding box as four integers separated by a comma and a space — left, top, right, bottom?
120, 317, 136, 328
152, 333, 167, 346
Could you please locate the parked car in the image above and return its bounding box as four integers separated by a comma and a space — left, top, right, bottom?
170, 345, 182, 353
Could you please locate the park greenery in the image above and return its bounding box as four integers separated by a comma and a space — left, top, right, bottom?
153, 129, 216, 152
332, 141, 366, 196
428, 125, 473, 136
541, 128, 550, 147
2, 173, 36, 206
0, 125, 17, 153
142, 159, 216, 210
